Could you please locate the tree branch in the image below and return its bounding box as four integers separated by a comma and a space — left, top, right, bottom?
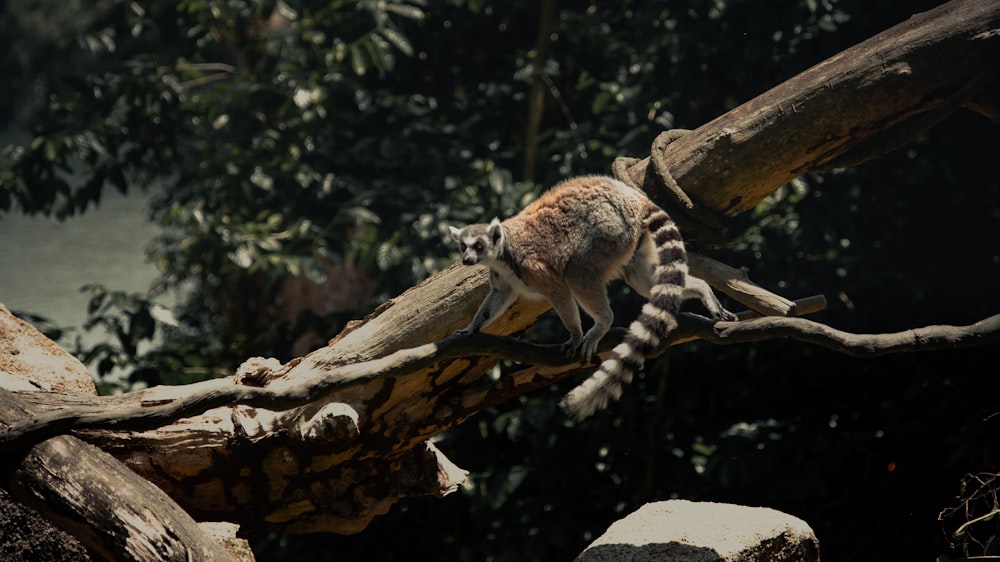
616, 0, 1000, 216
702, 313, 1000, 357
4, 307, 998, 455
464, 312, 1000, 409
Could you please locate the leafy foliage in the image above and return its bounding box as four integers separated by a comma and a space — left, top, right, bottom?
2, 0, 999, 561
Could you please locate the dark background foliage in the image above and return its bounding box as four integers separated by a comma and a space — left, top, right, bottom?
2, 0, 998, 560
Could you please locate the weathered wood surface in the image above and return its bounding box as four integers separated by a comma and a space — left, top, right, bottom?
0, 305, 241, 561
617, 0, 1000, 218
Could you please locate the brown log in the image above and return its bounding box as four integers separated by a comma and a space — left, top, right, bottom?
618, 0, 1000, 217
0, 305, 243, 561
8, 435, 239, 562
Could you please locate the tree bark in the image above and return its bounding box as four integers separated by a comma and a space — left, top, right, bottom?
618, 0, 1000, 218
1, 0, 998, 548
0, 306, 244, 561
9, 435, 239, 562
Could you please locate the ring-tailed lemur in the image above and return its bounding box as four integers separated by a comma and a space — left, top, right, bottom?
449, 175, 735, 420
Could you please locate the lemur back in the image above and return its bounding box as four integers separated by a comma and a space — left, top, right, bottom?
449, 175, 734, 420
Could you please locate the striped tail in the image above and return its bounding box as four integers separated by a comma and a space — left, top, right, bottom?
560, 206, 687, 421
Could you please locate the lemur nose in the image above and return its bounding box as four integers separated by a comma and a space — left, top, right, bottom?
463, 256, 477, 265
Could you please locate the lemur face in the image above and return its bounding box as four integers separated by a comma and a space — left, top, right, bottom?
449, 220, 501, 266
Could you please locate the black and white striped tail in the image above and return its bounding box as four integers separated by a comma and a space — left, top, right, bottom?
560, 208, 686, 421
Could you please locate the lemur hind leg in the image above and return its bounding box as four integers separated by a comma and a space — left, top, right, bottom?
683, 276, 737, 321
565, 275, 614, 361
545, 289, 586, 355
621, 233, 656, 299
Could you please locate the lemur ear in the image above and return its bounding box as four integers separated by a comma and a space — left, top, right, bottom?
448, 225, 462, 242
487, 218, 503, 245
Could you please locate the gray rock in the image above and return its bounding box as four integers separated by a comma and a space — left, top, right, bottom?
576, 500, 819, 562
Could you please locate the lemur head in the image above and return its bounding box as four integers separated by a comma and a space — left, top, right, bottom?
449, 218, 506, 266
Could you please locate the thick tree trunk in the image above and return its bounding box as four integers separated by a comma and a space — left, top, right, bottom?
1, 0, 998, 552
618, 0, 1000, 217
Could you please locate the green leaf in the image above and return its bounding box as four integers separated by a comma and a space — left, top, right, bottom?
384, 4, 424, 20
349, 44, 367, 75
378, 26, 413, 57
591, 90, 612, 115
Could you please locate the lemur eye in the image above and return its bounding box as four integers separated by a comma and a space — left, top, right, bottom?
474, 242, 484, 251
459, 243, 467, 251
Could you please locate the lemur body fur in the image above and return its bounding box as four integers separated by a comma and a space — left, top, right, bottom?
449, 175, 735, 420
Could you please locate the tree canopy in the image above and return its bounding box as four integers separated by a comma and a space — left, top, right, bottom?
1, 0, 998, 560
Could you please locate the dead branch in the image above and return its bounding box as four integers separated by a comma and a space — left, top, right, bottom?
615, 0, 1000, 217
464, 312, 1000, 409
689, 253, 800, 316
4, 307, 999, 455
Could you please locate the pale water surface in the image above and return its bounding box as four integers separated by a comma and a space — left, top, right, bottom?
0, 189, 161, 332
